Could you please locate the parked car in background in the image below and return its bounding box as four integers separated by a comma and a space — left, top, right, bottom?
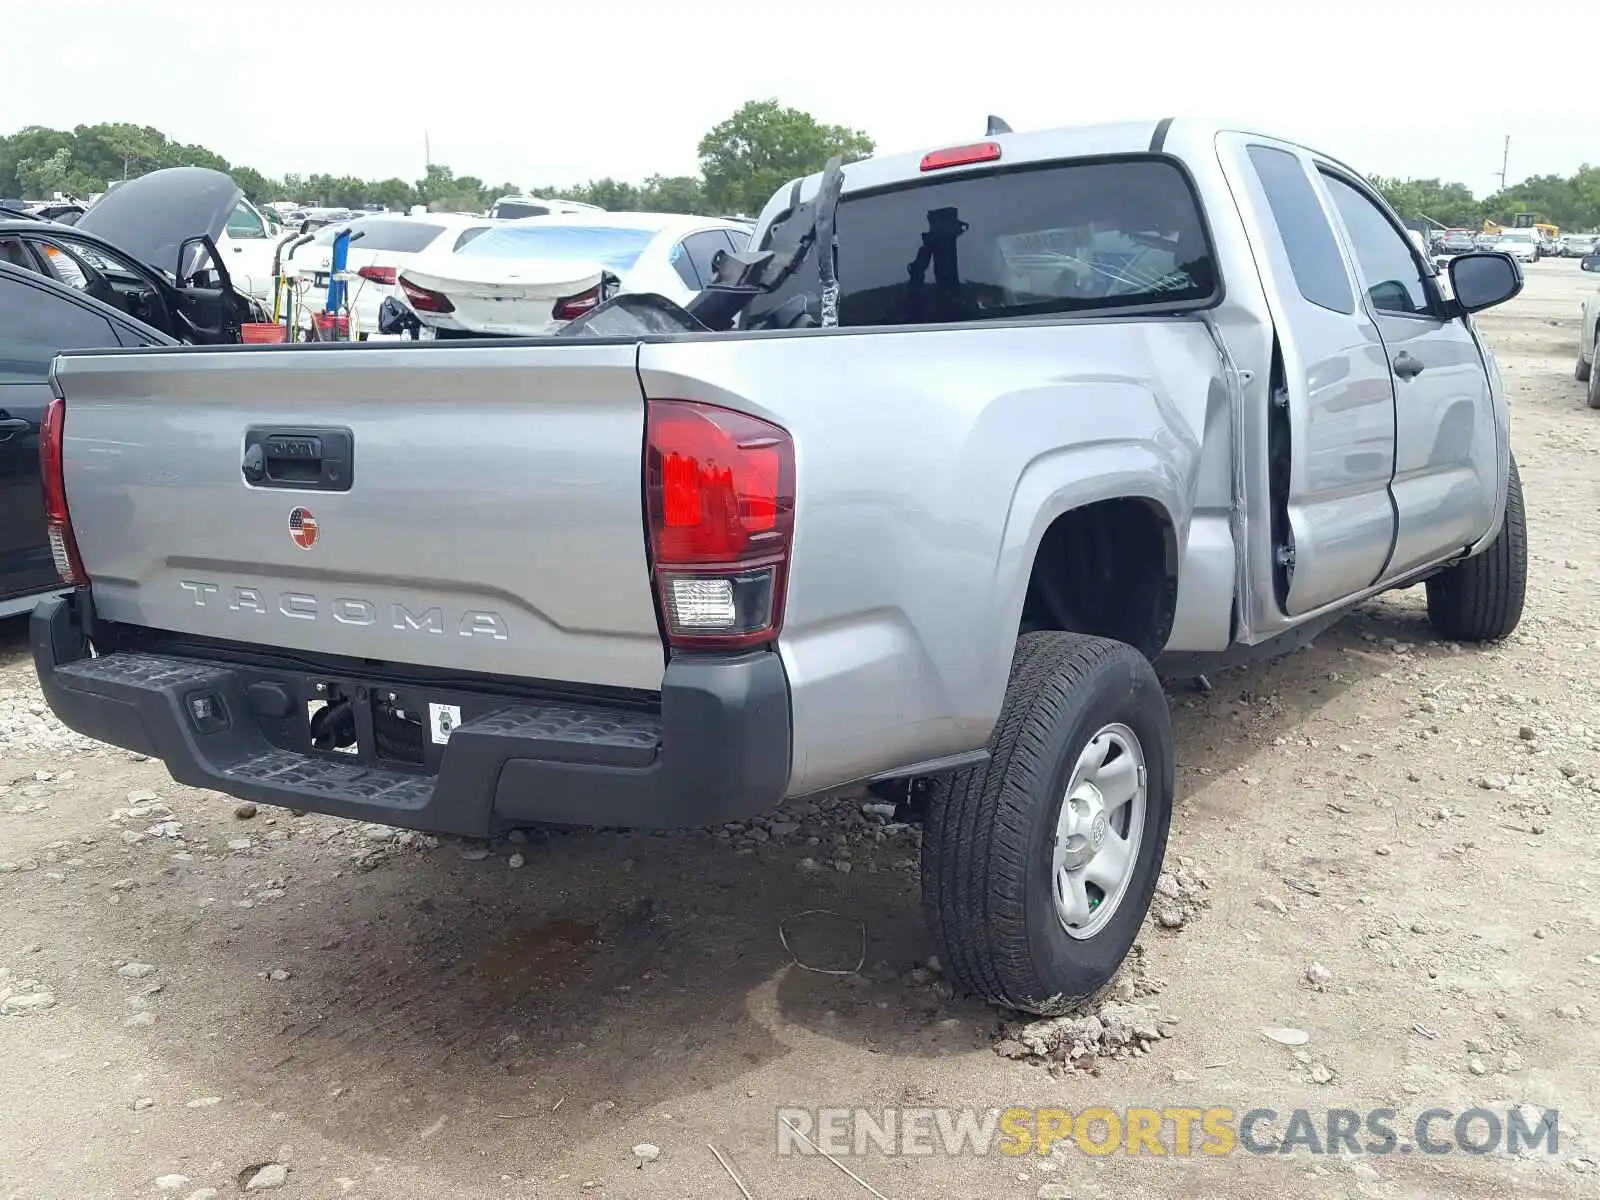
0, 262, 176, 618
286, 208, 357, 230
487, 194, 605, 220
32, 118, 1527, 1015
1475, 231, 1499, 250
1437, 229, 1479, 256
74, 168, 283, 305
1491, 229, 1540, 262
23, 200, 86, 224
397, 212, 752, 337
1559, 233, 1598, 257
0, 214, 259, 343
285, 213, 496, 340
1572, 249, 1600, 406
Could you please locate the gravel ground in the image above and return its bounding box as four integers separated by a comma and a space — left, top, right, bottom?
1, 263, 1598, 1200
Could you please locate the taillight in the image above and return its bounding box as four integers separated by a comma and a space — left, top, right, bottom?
39, 396, 87, 585
645, 400, 794, 650
400, 276, 454, 313
920, 141, 1002, 171
358, 265, 397, 285
552, 284, 602, 321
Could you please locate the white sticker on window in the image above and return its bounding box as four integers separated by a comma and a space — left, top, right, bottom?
429, 703, 462, 745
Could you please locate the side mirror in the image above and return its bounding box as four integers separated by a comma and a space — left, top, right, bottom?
1448, 252, 1523, 314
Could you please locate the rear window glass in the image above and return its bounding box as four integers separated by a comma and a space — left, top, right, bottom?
312, 219, 445, 253
745, 158, 1217, 328
457, 225, 657, 271
491, 201, 548, 220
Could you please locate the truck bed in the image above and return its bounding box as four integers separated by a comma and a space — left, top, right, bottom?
51, 339, 666, 692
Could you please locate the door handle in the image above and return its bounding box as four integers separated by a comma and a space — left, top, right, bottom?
0, 417, 31, 442
1393, 352, 1425, 380
241, 427, 353, 491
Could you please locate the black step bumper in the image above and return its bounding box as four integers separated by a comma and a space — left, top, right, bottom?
31, 595, 792, 835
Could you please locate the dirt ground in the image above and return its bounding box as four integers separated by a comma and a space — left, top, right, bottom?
2, 264, 1598, 1200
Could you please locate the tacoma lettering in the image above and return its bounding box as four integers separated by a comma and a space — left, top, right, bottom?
175, 582, 507, 639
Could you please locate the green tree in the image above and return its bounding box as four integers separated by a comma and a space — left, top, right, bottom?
1481, 170, 1600, 230
576, 178, 640, 210
637, 174, 706, 214
17, 147, 74, 198
368, 176, 418, 211
231, 166, 275, 204
697, 99, 874, 216
0, 126, 74, 196
90, 122, 165, 180
1, 101, 881, 216
1370, 176, 1483, 229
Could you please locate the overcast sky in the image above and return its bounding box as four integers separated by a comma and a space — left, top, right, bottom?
2, 0, 1591, 195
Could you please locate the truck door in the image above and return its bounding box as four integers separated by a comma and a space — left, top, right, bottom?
1219, 136, 1397, 616
1315, 168, 1499, 581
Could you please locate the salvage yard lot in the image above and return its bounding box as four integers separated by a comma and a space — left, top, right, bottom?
2, 264, 1598, 1200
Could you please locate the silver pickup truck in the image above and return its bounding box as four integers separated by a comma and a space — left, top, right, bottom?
32, 119, 1528, 1014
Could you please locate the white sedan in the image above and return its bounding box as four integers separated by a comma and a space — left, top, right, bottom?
396, 212, 753, 337
286, 213, 496, 340
1490, 230, 1540, 263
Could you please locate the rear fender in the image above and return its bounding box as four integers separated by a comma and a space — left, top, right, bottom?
986, 442, 1189, 704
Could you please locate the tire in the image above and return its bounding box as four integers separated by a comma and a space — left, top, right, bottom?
1590, 351, 1600, 409
1576, 354, 1591, 384
921, 632, 1174, 1015
1425, 454, 1527, 642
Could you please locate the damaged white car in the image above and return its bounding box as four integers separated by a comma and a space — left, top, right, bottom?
394, 212, 751, 338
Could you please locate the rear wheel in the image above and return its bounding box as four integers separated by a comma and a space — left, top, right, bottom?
1576, 353, 1591, 384
1589, 346, 1600, 408
921, 632, 1173, 1014
1425, 454, 1527, 642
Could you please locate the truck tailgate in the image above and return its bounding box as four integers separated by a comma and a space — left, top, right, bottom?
51, 343, 666, 692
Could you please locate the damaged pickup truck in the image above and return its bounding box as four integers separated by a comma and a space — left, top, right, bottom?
32, 120, 1527, 1014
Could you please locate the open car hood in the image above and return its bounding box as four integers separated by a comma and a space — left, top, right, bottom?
77, 167, 241, 279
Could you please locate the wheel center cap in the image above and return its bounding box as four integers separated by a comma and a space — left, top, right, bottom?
1090, 812, 1109, 850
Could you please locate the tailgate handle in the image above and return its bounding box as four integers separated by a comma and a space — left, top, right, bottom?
242, 427, 354, 492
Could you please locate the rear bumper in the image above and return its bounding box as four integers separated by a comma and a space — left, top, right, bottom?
32, 595, 792, 834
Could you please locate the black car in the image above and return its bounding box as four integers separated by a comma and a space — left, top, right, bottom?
1437, 230, 1478, 255
0, 220, 252, 343
0, 167, 265, 344
0, 262, 177, 617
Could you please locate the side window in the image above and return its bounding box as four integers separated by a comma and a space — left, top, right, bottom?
1319, 173, 1432, 317
39, 242, 90, 291
0, 276, 121, 383
668, 240, 701, 288
0, 236, 39, 272
682, 231, 730, 289
721, 228, 750, 254
453, 226, 489, 251
1246, 146, 1354, 315
225, 201, 267, 240
114, 324, 160, 348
